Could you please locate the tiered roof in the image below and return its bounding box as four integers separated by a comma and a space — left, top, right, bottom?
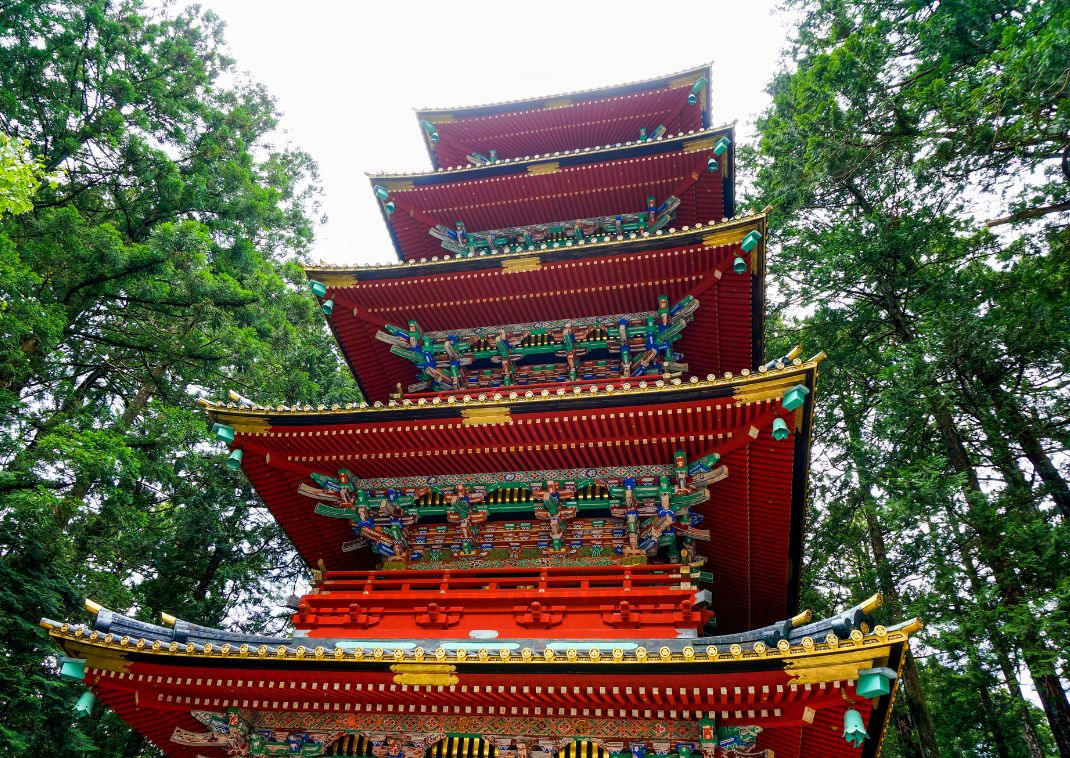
46, 66, 915, 758
371, 125, 735, 262
204, 357, 819, 633
43, 595, 918, 758
415, 65, 712, 170
307, 213, 766, 402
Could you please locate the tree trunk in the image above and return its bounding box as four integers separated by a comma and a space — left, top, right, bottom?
954, 532, 1047, 758
873, 294, 1070, 753
983, 376, 1070, 520
1020, 635, 1070, 758
842, 406, 941, 756
192, 548, 226, 602
929, 402, 1070, 756
64, 366, 166, 545
853, 470, 941, 757
924, 511, 1027, 758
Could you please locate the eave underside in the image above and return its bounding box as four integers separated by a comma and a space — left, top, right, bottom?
423, 84, 708, 171
65, 637, 904, 758
376, 137, 731, 262
227, 374, 816, 633
321, 232, 762, 403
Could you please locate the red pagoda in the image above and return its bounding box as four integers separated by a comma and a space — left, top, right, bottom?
44, 65, 919, 758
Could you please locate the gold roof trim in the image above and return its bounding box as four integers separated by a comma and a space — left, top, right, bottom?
682, 136, 717, 154
47, 616, 920, 669
313, 272, 364, 287
461, 407, 512, 426
701, 227, 749, 249
733, 373, 807, 404
201, 355, 824, 427
527, 161, 560, 175
378, 179, 415, 192
668, 74, 703, 89
368, 122, 736, 179
305, 211, 767, 281
500, 256, 542, 273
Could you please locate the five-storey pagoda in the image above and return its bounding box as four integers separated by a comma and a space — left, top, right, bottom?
44, 66, 919, 758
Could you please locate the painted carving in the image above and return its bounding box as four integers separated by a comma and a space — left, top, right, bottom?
374, 294, 698, 393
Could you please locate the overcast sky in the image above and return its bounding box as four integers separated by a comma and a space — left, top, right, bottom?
194, 1, 794, 265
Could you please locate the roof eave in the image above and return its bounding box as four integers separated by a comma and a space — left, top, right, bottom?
304, 209, 766, 282
371, 121, 736, 182
203, 354, 822, 429
414, 63, 713, 124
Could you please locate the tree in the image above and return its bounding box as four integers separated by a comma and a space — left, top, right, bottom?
750, 0, 1070, 754
0, 2, 358, 754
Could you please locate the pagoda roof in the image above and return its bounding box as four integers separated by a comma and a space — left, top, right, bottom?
414, 65, 713, 170
369, 125, 735, 261
43, 596, 918, 758
203, 357, 823, 634
305, 213, 767, 403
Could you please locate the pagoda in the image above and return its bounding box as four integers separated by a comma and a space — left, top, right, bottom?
43, 66, 919, 758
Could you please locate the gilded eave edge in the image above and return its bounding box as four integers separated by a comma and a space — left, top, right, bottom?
305, 209, 768, 284
201, 354, 823, 430
45, 619, 922, 674
370, 122, 736, 180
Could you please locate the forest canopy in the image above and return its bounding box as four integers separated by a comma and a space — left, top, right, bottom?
0, 1, 358, 754
748, 0, 1070, 755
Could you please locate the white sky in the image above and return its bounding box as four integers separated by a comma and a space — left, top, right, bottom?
194, 0, 794, 266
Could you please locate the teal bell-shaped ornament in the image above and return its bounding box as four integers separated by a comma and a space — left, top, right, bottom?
843, 707, 869, 747
58, 657, 86, 681
688, 77, 707, 105
321, 298, 334, 316
856, 667, 898, 698
733, 255, 747, 274
226, 448, 243, 471
73, 690, 96, 717
771, 417, 790, 440
211, 423, 235, 445
781, 383, 810, 411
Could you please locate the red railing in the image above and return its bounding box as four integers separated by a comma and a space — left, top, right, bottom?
295, 564, 711, 640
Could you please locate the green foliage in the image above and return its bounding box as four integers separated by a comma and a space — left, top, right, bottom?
751, 0, 1070, 755
0, 1, 358, 754
0, 134, 48, 215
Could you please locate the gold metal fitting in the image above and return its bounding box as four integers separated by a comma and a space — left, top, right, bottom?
861, 592, 884, 614
790, 609, 813, 628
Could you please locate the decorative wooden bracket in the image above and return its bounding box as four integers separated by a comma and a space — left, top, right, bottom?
514, 601, 565, 629
601, 598, 706, 629
293, 601, 315, 626
347, 603, 383, 629
414, 603, 462, 629
672, 598, 705, 625
601, 600, 644, 628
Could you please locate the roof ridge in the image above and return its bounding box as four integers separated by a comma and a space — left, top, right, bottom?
414, 63, 713, 116
367, 122, 736, 179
